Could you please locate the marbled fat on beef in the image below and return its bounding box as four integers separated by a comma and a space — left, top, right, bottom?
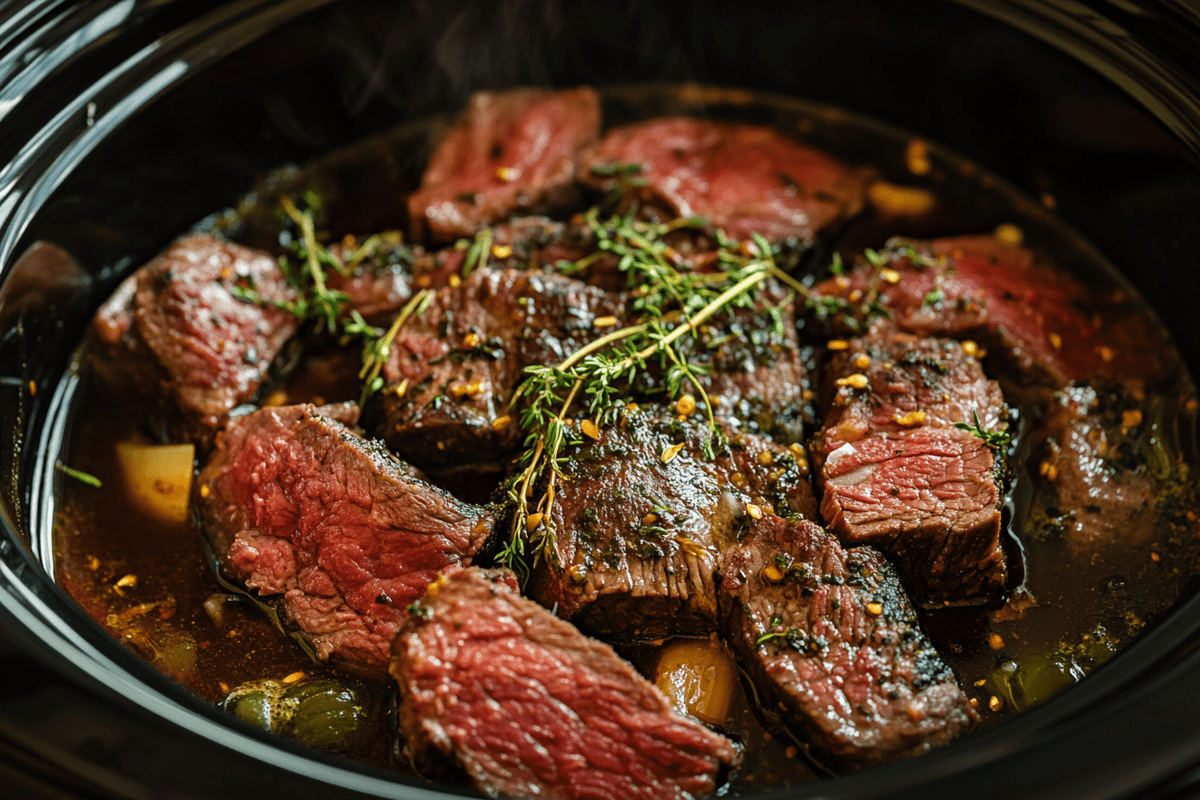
530, 407, 817, 639
195, 403, 493, 669
89, 234, 300, 443
408, 87, 601, 243
579, 117, 873, 243
391, 566, 740, 800
720, 515, 977, 769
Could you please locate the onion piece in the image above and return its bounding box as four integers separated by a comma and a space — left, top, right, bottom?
654, 638, 737, 725
115, 442, 195, 523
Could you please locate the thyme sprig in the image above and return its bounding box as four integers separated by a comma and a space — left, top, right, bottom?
56, 461, 101, 488
232, 194, 428, 404
498, 211, 817, 579
357, 289, 434, 406
955, 410, 1011, 451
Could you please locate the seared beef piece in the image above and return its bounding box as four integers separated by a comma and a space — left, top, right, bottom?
392, 566, 740, 799
529, 407, 816, 639
579, 117, 873, 243
375, 260, 809, 468
679, 296, 810, 443
376, 268, 626, 469
720, 515, 976, 770
809, 325, 1008, 603
322, 234, 420, 326
814, 326, 1006, 452
408, 87, 601, 243
89, 234, 300, 443
195, 403, 493, 669
1026, 381, 1161, 555
818, 428, 1006, 603
330, 216, 596, 325
814, 236, 1168, 390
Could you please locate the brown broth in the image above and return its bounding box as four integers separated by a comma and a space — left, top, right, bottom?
51, 84, 1200, 792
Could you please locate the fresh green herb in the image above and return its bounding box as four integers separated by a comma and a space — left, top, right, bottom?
954, 410, 1011, 451
828, 251, 846, 276
589, 161, 648, 199
357, 289, 435, 406
56, 461, 101, 488
755, 627, 803, 648
461, 227, 493, 279
497, 210, 818, 580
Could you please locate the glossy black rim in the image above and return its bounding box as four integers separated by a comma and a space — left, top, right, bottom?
1, 1, 1200, 798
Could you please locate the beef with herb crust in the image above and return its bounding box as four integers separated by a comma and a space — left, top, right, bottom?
329, 216, 601, 325
719, 514, 977, 770
579, 117, 874, 243
195, 402, 493, 670
391, 566, 740, 800
375, 267, 627, 469
811, 325, 1009, 604
527, 407, 817, 640
89, 234, 301, 446
408, 86, 601, 243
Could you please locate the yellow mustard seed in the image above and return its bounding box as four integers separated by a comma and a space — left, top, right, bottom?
893, 410, 927, 427
994, 222, 1024, 246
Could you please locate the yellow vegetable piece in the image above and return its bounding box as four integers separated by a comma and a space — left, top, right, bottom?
655, 639, 737, 725
115, 442, 195, 523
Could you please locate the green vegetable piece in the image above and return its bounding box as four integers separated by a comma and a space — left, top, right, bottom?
227, 690, 276, 731
284, 681, 366, 752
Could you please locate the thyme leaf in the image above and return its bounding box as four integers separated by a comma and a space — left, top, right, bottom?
56, 461, 101, 488
497, 210, 816, 581
954, 410, 1011, 451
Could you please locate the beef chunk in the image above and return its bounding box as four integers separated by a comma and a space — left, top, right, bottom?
814, 326, 1006, 452
392, 566, 740, 799
375, 262, 809, 469
529, 407, 816, 639
680, 297, 810, 443
408, 87, 601, 243
89, 234, 300, 443
815, 236, 1168, 390
579, 117, 873, 243
377, 268, 626, 468
330, 217, 595, 325
818, 428, 1006, 603
322, 233, 420, 326
1026, 382, 1161, 555
195, 403, 493, 669
810, 326, 1009, 604
720, 515, 976, 770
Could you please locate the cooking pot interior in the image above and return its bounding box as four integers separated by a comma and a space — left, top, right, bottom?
2, 1, 1200, 798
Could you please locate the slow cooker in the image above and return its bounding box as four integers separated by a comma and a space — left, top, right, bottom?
4, 1, 1200, 798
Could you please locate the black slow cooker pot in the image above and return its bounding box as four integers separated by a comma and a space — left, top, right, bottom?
3, 1, 1200, 798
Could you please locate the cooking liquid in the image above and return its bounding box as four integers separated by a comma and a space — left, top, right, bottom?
50, 84, 1200, 792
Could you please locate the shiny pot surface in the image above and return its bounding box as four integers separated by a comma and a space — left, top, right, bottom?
3, 1, 1200, 798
